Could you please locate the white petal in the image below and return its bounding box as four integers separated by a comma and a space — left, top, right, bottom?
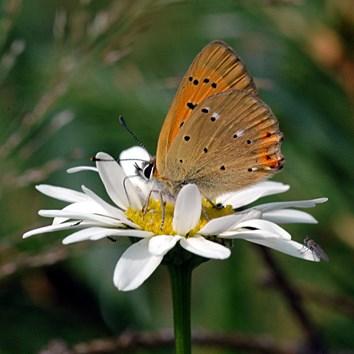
219, 229, 282, 240
216, 181, 289, 209
235, 219, 291, 239
119, 146, 151, 177
235, 209, 263, 222
119, 146, 153, 200
81, 185, 124, 216
180, 236, 231, 259
172, 184, 201, 236
241, 237, 320, 262
63, 227, 152, 244
114, 238, 163, 291
96, 152, 142, 210
199, 210, 262, 236
148, 235, 182, 256
218, 230, 320, 261
23, 221, 81, 238
81, 185, 138, 228
36, 184, 88, 203
67, 166, 98, 174
51, 200, 108, 225
39, 209, 121, 226
89, 229, 152, 240
263, 209, 318, 224
255, 198, 328, 212
53, 198, 106, 225
63, 227, 106, 244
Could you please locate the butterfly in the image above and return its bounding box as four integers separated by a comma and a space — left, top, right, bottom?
141, 40, 284, 199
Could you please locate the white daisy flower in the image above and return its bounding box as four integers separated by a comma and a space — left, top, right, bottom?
23, 148, 327, 292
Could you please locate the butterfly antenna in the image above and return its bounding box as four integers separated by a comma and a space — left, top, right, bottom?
118, 115, 146, 149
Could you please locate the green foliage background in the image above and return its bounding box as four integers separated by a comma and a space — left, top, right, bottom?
0, 0, 353, 353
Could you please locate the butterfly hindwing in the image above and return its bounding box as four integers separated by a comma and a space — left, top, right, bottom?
156, 41, 257, 174
163, 90, 284, 197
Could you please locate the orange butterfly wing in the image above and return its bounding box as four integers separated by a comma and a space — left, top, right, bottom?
156, 41, 257, 174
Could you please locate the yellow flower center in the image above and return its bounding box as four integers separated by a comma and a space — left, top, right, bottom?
125, 198, 234, 236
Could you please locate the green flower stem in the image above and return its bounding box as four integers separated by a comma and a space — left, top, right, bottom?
168, 262, 192, 354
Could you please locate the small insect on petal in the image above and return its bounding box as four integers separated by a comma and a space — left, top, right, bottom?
303, 237, 329, 262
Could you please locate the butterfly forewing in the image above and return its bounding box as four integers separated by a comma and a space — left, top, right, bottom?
163, 90, 284, 197
156, 41, 257, 174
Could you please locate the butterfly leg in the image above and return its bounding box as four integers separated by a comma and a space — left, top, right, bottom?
142, 189, 154, 214
123, 175, 143, 209
142, 189, 166, 231
201, 207, 210, 221
205, 196, 224, 210
158, 191, 166, 230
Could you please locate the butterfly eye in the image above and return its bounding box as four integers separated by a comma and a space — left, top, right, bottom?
143, 163, 154, 179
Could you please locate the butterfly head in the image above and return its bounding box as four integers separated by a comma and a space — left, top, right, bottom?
135, 156, 156, 181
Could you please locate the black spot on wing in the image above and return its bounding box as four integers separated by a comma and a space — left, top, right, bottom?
186, 102, 197, 110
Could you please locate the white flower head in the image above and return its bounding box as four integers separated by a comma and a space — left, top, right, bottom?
23, 147, 328, 292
